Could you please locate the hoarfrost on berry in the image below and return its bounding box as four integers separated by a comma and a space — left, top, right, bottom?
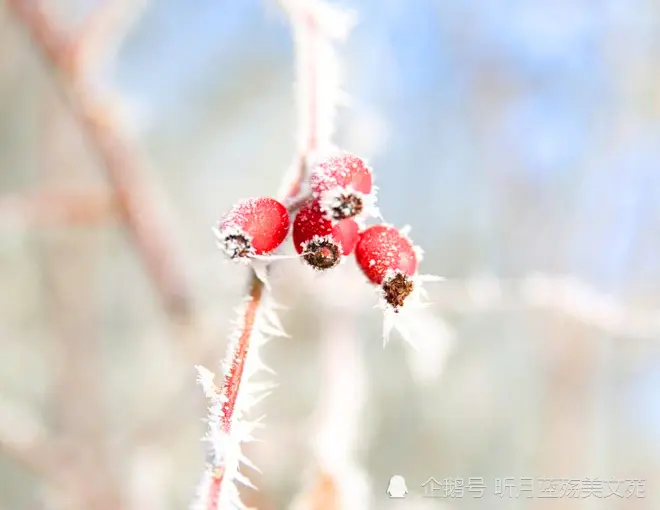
293, 199, 359, 270
309, 152, 377, 220
216, 197, 290, 259
355, 224, 418, 286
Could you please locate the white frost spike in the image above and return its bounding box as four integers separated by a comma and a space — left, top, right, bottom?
250, 259, 271, 290
196, 365, 219, 398
213, 226, 297, 290
378, 273, 444, 347
213, 226, 254, 261
191, 290, 284, 510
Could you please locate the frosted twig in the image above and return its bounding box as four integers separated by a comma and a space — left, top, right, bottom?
192, 1, 353, 509
277, 0, 354, 199
6, 0, 193, 319
192, 280, 283, 510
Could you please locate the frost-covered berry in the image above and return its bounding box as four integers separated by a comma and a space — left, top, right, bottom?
292, 200, 358, 270
355, 224, 442, 346
309, 152, 376, 220
216, 197, 289, 259
355, 224, 419, 310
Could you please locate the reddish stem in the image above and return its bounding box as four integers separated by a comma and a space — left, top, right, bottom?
202, 277, 263, 505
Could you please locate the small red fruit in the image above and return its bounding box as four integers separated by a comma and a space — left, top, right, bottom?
217, 197, 289, 259
309, 152, 374, 220
355, 224, 419, 309
292, 200, 359, 270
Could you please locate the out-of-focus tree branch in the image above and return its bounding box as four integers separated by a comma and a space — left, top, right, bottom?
38, 92, 124, 510
72, 0, 151, 73
436, 273, 660, 339
0, 187, 115, 228
0, 396, 60, 480
6, 0, 194, 320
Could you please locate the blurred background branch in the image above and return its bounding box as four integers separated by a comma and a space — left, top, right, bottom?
7, 0, 194, 320
0, 187, 115, 228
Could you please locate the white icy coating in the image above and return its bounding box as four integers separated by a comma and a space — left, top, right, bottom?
378, 270, 445, 347
300, 233, 346, 270
276, 0, 356, 199
318, 184, 380, 223
191, 293, 288, 510
213, 224, 298, 289
308, 151, 374, 190
213, 225, 256, 260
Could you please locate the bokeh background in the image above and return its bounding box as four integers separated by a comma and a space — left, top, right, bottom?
1, 0, 659, 509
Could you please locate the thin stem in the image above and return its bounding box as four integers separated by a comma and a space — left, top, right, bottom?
201, 276, 263, 507
220, 278, 264, 433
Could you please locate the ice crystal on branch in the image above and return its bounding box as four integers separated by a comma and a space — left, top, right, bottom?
276, 0, 356, 200
192, 291, 286, 510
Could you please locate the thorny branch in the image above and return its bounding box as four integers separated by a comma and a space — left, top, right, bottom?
192, 1, 353, 508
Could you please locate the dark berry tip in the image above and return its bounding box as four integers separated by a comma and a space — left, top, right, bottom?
382, 272, 414, 310
302, 238, 341, 270
223, 234, 252, 259
331, 193, 364, 220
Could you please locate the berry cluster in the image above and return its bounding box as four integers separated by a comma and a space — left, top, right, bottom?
215, 152, 436, 324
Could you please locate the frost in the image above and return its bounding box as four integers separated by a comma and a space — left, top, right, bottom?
318, 184, 379, 221
278, 0, 356, 183
300, 234, 344, 270
377, 272, 445, 347
191, 291, 287, 510
309, 151, 374, 191
213, 225, 255, 260
250, 258, 272, 290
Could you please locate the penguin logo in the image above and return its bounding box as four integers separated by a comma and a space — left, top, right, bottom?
387, 475, 408, 498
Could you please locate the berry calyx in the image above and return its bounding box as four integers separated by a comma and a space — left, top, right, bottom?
292, 200, 359, 271
382, 272, 415, 309
354, 224, 419, 310
309, 152, 375, 220
216, 197, 290, 259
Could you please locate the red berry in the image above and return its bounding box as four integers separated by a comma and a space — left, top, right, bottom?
309, 152, 374, 220
292, 200, 359, 270
355, 224, 419, 309
217, 197, 289, 258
